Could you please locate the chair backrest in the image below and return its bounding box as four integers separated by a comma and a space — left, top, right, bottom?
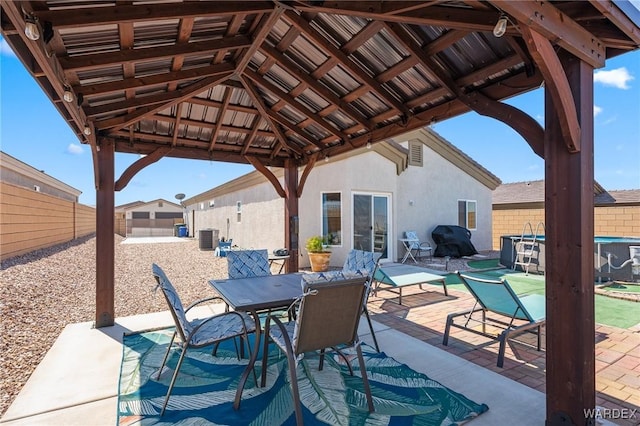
227, 249, 271, 279
342, 249, 382, 278
405, 231, 420, 249
457, 272, 534, 322
152, 263, 192, 341
293, 275, 368, 354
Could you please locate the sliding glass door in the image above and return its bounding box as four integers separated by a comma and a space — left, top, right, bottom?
353, 193, 390, 259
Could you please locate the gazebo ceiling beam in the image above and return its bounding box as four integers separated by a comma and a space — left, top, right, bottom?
284, 10, 409, 116
234, 8, 285, 76
244, 69, 346, 143
97, 73, 233, 130
488, 0, 606, 68
240, 76, 307, 156
59, 36, 251, 73
241, 117, 264, 156
112, 138, 285, 166
171, 103, 183, 147
259, 44, 371, 129
77, 63, 235, 97
294, 3, 503, 32
32, 2, 275, 28
208, 87, 233, 151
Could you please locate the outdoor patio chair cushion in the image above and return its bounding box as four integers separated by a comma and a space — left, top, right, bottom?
227, 249, 271, 279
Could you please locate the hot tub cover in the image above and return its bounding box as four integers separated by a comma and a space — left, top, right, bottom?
431, 225, 478, 258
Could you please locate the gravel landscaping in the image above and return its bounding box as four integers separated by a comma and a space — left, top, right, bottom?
0, 235, 484, 417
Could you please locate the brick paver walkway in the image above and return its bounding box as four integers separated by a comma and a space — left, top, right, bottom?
366, 284, 640, 426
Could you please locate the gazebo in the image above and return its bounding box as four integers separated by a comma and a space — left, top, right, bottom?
2, 1, 638, 423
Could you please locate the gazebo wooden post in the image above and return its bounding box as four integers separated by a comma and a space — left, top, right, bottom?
283, 159, 299, 273
95, 138, 116, 327
544, 53, 595, 425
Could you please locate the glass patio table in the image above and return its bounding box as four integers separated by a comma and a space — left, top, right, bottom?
208, 272, 304, 409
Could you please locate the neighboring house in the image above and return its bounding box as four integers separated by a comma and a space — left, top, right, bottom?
114, 201, 145, 237
492, 180, 640, 249
0, 151, 95, 260
183, 127, 501, 268
117, 199, 184, 237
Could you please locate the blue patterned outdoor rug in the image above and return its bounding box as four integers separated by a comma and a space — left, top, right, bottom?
118, 328, 488, 425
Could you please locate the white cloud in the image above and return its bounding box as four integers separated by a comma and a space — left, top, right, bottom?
0, 37, 16, 57
593, 105, 603, 117
594, 67, 634, 89
66, 143, 83, 155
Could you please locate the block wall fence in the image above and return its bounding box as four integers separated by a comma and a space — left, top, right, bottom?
0, 182, 96, 261
492, 205, 640, 250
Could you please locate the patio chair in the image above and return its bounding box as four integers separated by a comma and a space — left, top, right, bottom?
342, 249, 383, 352
227, 249, 289, 322
443, 271, 545, 367
152, 263, 257, 416
260, 273, 375, 425
227, 249, 271, 278
405, 231, 433, 260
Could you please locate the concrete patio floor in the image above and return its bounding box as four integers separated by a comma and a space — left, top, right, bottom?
0, 303, 547, 426
1, 283, 636, 425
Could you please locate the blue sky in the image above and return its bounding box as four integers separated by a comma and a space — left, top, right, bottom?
1, 36, 638, 206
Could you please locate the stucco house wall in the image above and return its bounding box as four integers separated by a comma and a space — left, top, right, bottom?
394, 136, 494, 252
188, 180, 285, 250
184, 127, 500, 268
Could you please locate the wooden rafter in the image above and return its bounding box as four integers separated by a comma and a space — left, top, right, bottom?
33, 2, 274, 28
244, 69, 347, 143
59, 36, 251, 73
97, 73, 233, 130
240, 76, 306, 156
241, 116, 263, 156
77, 63, 235, 97
235, 8, 285, 76
295, 3, 501, 32
260, 43, 371, 130
208, 87, 233, 151
171, 103, 183, 147
284, 10, 409, 116
168, 17, 196, 92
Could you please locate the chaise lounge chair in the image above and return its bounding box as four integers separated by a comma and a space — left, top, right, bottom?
442, 271, 545, 367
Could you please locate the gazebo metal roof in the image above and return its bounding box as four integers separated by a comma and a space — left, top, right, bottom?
2, 2, 639, 424
2, 1, 637, 168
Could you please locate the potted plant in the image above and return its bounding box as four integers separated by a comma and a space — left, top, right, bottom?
306, 235, 332, 272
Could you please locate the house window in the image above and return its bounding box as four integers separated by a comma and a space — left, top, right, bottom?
236, 201, 242, 223
158, 201, 163, 207
321, 192, 342, 245
408, 140, 423, 166
458, 200, 477, 230
209, 200, 215, 208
